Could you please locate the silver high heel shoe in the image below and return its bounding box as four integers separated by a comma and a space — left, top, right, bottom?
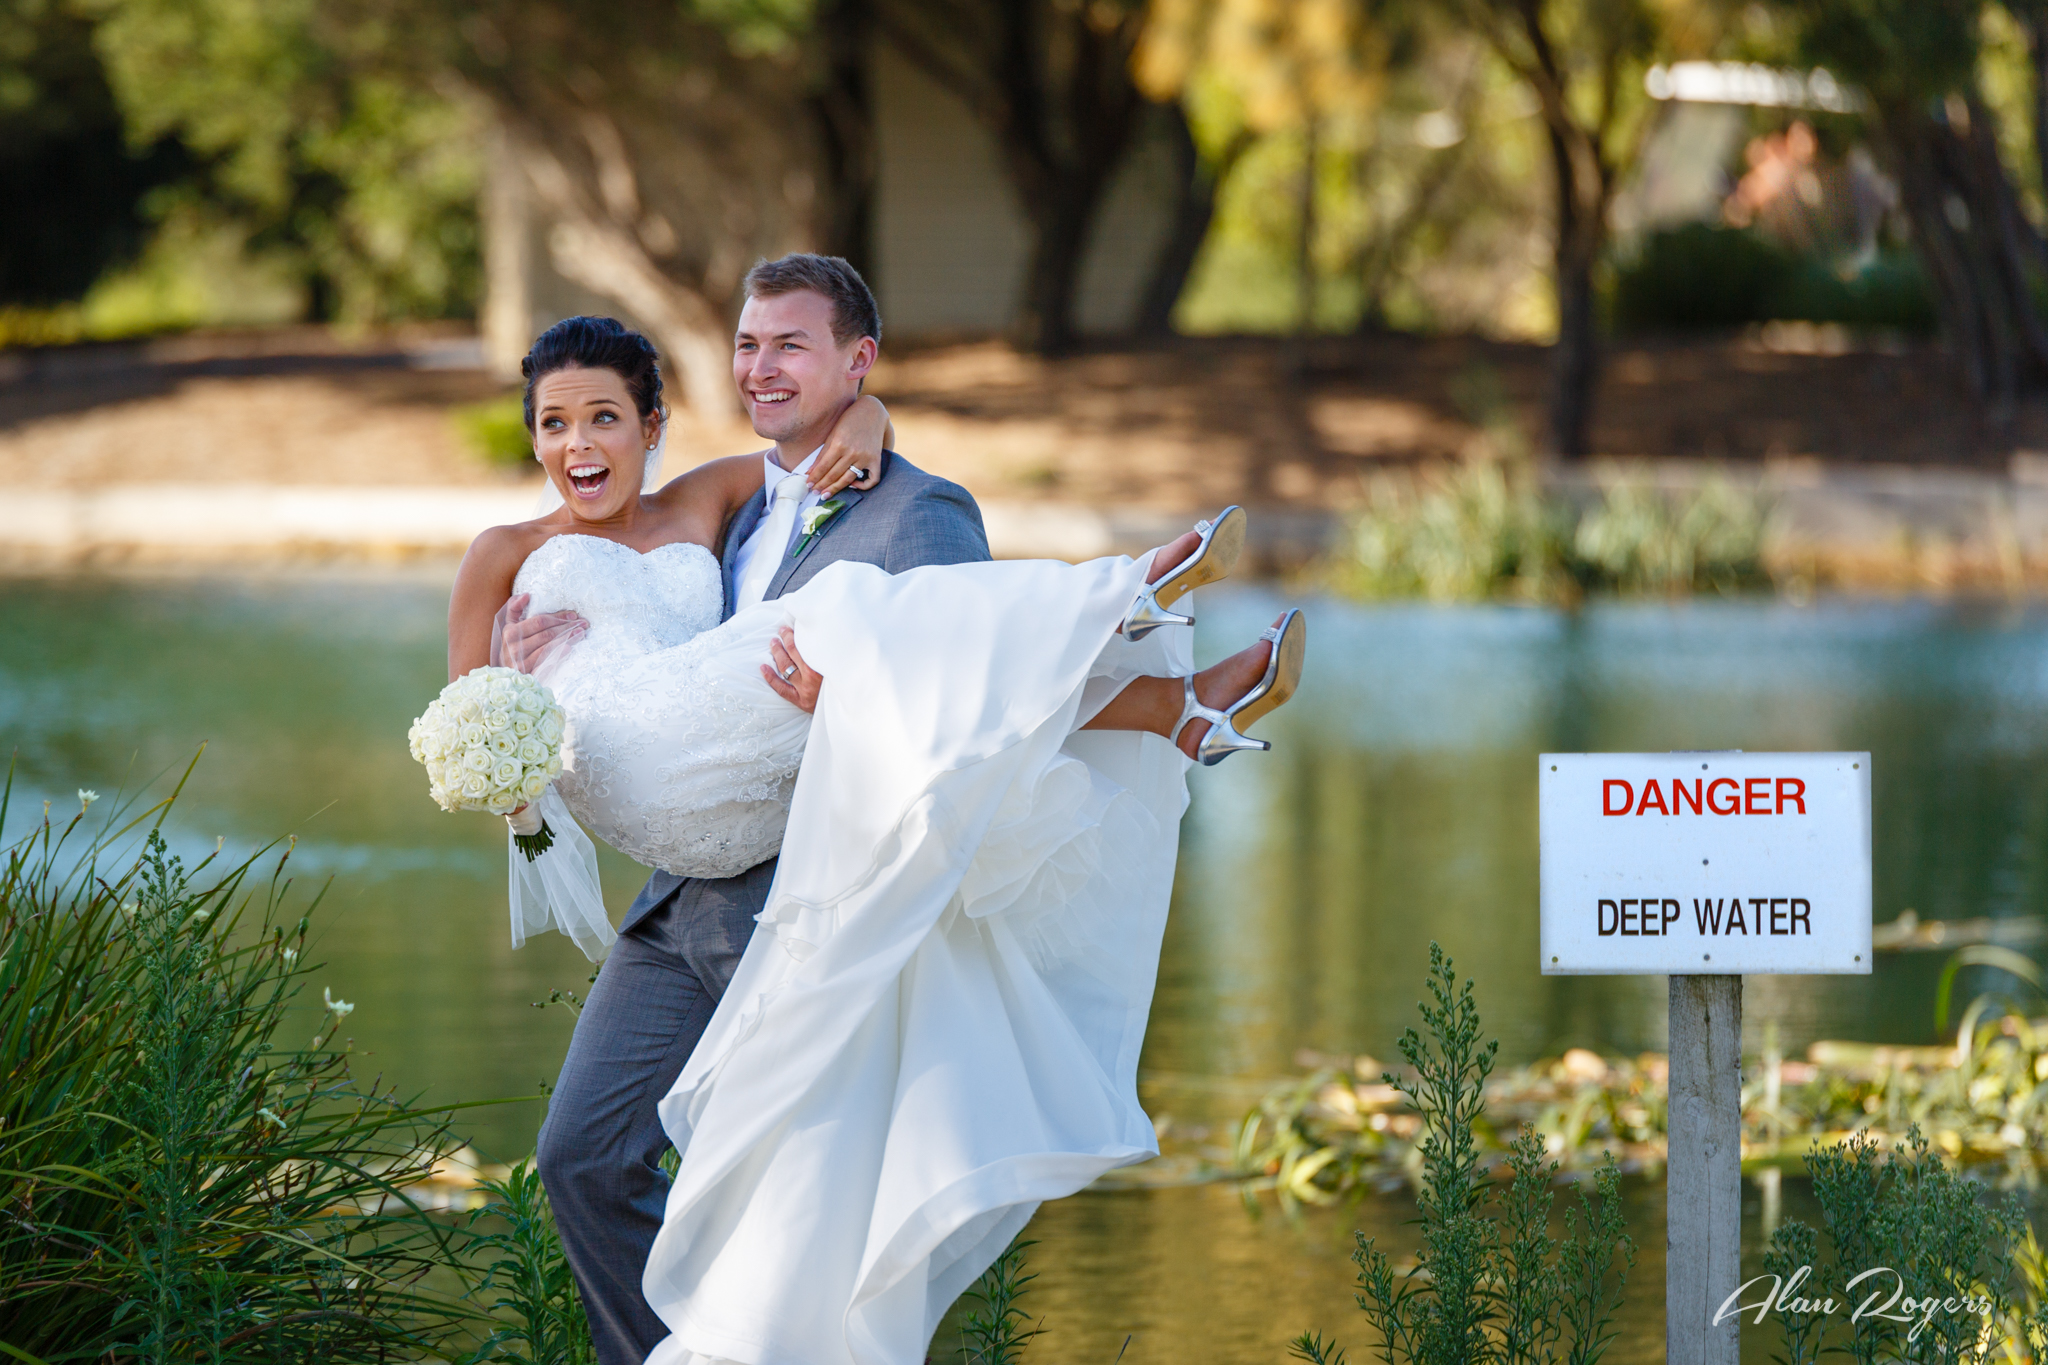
1120, 506, 1248, 641
1168, 609, 1307, 765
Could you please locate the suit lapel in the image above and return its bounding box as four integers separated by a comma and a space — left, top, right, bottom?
766, 485, 864, 601
765, 448, 898, 600
721, 485, 769, 622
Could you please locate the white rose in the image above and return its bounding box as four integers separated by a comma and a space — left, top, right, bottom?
457, 698, 484, 723
539, 713, 563, 744
517, 738, 546, 765
488, 731, 517, 757
492, 755, 521, 785
521, 771, 549, 799
463, 749, 492, 775
546, 755, 563, 778
459, 722, 486, 748
511, 714, 534, 737
487, 793, 518, 815
461, 772, 490, 799
514, 688, 543, 715
486, 706, 513, 731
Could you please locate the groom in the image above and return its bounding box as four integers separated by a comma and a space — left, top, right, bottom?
534, 253, 991, 1365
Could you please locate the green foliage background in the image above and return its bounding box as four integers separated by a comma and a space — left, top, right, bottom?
2, 0, 482, 339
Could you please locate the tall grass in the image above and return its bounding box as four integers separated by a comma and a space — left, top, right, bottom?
1329, 460, 1770, 602
0, 765, 489, 1362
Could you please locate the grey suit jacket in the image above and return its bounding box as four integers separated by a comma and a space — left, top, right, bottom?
620, 448, 990, 934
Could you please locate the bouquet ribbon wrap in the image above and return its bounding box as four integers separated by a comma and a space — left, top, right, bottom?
507, 787, 614, 961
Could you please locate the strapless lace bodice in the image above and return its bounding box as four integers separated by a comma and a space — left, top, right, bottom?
513, 533, 809, 879
514, 534, 724, 666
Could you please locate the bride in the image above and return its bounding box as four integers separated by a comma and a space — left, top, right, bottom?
445, 315, 1305, 1365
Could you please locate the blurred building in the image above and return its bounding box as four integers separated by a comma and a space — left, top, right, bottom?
480, 43, 1182, 376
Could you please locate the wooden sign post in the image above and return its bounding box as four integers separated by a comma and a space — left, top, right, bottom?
1539, 753, 1871, 1365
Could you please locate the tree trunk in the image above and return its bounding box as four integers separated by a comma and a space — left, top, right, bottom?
1018, 189, 1095, 354
409, 0, 864, 415
1136, 110, 1241, 338
876, 0, 1147, 353
1546, 124, 1605, 458
1875, 95, 2048, 417
1296, 118, 1321, 337
502, 112, 743, 417
2009, 0, 2048, 248
809, 0, 878, 273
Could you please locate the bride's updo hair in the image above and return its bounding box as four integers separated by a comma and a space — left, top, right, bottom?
521, 316, 666, 431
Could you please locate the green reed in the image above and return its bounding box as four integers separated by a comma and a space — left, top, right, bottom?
0, 762, 493, 1362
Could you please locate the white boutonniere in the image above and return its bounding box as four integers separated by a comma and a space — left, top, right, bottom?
791, 497, 849, 556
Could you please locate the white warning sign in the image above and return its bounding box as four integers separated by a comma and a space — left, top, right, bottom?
1539, 752, 1871, 975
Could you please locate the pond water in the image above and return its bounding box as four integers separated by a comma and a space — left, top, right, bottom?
5, 571, 2047, 1363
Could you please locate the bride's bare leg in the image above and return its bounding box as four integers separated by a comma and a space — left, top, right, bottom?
1079, 627, 1278, 760
1080, 531, 1266, 757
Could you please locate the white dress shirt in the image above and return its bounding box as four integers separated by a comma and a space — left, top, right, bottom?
729, 449, 823, 610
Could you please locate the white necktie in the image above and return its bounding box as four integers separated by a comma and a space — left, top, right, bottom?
735, 471, 808, 610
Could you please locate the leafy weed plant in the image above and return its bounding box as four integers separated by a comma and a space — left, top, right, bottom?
1302, 943, 1635, 1365
461, 1159, 597, 1365
958, 1237, 1045, 1365
1759, 1127, 2047, 1365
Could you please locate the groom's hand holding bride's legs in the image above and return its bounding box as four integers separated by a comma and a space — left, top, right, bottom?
763, 626, 823, 712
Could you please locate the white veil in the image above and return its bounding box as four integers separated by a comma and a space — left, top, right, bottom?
506, 425, 668, 962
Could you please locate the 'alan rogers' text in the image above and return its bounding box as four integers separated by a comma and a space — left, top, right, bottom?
1716, 1265, 1993, 1341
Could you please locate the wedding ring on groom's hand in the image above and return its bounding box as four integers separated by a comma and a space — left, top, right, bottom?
779, 663, 798, 682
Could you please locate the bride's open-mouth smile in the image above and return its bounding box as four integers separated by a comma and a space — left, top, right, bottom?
566, 462, 612, 499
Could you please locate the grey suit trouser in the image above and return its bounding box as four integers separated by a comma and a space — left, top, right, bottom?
536, 858, 775, 1365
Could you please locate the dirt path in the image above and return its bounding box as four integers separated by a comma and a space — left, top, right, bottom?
1, 327, 2034, 506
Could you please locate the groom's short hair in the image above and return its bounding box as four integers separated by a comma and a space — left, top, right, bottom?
743, 254, 881, 349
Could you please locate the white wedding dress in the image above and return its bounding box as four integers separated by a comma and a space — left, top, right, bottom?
507, 531, 1192, 1365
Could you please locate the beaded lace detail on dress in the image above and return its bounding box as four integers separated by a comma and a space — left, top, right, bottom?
512, 534, 808, 879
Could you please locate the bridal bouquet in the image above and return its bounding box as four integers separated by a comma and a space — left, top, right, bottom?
409, 667, 565, 860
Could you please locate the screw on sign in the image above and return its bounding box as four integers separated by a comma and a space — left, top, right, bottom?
1539, 753, 1872, 1365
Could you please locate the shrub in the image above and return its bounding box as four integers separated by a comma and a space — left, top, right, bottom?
1333, 461, 1570, 603
1613, 224, 1796, 331
457, 394, 535, 470
1295, 944, 1635, 1365
1570, 473, 1768, 595
1759, 1127, 2047, 1364
1611, 223, 1935, 334
0, 773, 483, 1361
